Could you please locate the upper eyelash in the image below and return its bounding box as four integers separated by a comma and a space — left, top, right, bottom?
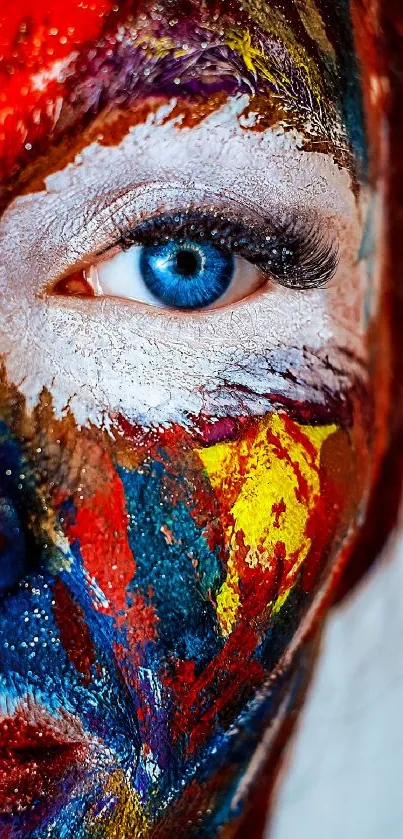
115, 210, 339, 290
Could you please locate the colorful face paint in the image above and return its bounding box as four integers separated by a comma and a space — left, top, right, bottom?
0, 0, 365, 198
0, 1, 392, 838
0, 379, 371, 836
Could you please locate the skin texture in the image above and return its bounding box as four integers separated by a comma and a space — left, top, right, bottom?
0, 2, 393, 838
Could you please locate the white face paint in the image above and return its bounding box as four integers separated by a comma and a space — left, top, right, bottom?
0, 96, 377, 428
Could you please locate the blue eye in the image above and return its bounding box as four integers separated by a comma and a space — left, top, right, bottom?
57, 211, 339, 309
138, 239, 234, 309
82, 228, 264, 311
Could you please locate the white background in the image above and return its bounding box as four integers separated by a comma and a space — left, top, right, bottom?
269, 519, 403, 838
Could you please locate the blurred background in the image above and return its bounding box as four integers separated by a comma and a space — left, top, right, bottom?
270, 518, 403, 839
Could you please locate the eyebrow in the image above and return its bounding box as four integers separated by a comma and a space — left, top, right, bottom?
0, 0, 365, 208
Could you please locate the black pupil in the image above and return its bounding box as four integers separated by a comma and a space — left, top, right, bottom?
175, 249, 200, 277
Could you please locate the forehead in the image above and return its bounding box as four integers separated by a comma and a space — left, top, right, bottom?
0, 0, 365, 199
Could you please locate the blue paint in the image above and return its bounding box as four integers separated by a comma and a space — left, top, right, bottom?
0, 495, 27, 589
119, 459, 225, 668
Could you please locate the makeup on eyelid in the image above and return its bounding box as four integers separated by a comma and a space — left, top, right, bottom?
55, 206, 339, 312
3, 97, 357, 266
0, 101, 374, 428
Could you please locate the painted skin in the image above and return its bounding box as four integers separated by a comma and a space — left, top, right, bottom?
0, 2, 392, 838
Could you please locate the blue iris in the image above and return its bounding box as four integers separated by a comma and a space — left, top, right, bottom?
139, 239, 234, 309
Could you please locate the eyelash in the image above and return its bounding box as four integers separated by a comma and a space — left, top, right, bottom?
112, 210, 339, 290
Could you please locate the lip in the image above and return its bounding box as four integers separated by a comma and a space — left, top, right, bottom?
0, 705, 88, 817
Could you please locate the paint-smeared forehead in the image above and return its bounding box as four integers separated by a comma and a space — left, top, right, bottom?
0, 0, 365, 197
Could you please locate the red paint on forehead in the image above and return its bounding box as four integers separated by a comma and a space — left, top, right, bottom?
0, 0, 110, 58
0, 0, 111, 181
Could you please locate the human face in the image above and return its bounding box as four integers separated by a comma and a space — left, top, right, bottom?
0, 1, 391, 837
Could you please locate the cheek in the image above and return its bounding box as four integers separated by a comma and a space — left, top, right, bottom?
44, 408, 365, 771
53, 411, 364, 694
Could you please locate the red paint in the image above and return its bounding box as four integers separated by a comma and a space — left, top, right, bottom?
67, 452, 134, 616
52, 577, 95, 677
271, 499, 286, 528
0, 710, 85, 816
65, 447, 158, 673
166, 622, 264, 753
302, 469, 344, 594
0, 1, 112, 181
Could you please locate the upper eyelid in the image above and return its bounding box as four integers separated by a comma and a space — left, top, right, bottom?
93, 186, 294, 255
36, 182, 281, 289
95, 200, 338, 257
6, 179, 339, 294
90, 209, 340, 292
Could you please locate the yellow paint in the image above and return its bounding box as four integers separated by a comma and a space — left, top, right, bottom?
197, 415, 336, 635
127, 11, 339, 143
138, 34, 175, 61
234, 1, 327, 105
88, 770, 151, 838
225, 29, 289, 91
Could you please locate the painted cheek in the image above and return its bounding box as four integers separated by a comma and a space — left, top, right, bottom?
165, 414, 359, 753
197, 414, 340, 635
57, 413, 359, 761
0, 399, 365, 835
